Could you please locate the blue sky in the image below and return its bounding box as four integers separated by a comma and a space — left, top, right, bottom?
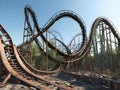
0, 0, 120, 45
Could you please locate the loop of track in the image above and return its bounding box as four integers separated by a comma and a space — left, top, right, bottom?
0, 6, 120, 90
20, 6, 87, 62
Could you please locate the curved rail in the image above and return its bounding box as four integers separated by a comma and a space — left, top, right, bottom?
0, 24, 75, 90
0, 6, 120, 90
48, 30, 63, 42
59, 17, 120, 72
68, 33, 87, 53
19, 6, 120, 64
22, 6, 61, 73
17, 46, 61, 75
20, 6, 87, 60
41, 10, 87, 57
78, 17, 120, 60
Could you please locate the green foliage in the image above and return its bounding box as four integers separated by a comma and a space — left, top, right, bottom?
32, 41, 56, 70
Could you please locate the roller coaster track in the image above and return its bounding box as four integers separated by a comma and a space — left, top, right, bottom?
16, 6, 87, 78
17, 38, 71, 75
19, 6, 87, 61
0, 5, 120, 90
68, 33, 87, 53
0, 24, 76, 90
78, 17, 120, 61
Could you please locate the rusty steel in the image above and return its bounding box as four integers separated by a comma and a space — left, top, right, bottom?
0, 5, 120, 90
0, 24, 75, 90
19, 6, 87, 59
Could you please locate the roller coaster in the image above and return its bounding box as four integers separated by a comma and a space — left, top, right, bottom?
0, 6, 120, 90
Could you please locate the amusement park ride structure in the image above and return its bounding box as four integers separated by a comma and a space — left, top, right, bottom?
0, 6, 120, 90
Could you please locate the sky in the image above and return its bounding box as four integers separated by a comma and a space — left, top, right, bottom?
0, 0, 120, 45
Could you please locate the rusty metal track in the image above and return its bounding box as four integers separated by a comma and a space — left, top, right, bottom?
17, 46, 61, 75
0, 6, 120, 90
62, 17, 120, 73
19, 6, 87, 62
78, 17, 120, 61
0, 24, 75, 90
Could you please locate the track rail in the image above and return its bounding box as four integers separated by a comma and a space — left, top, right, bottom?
19, 6, 87, 61
0, 6, 120, 90
78, 17, 120, 61
0, 24, 75, 90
